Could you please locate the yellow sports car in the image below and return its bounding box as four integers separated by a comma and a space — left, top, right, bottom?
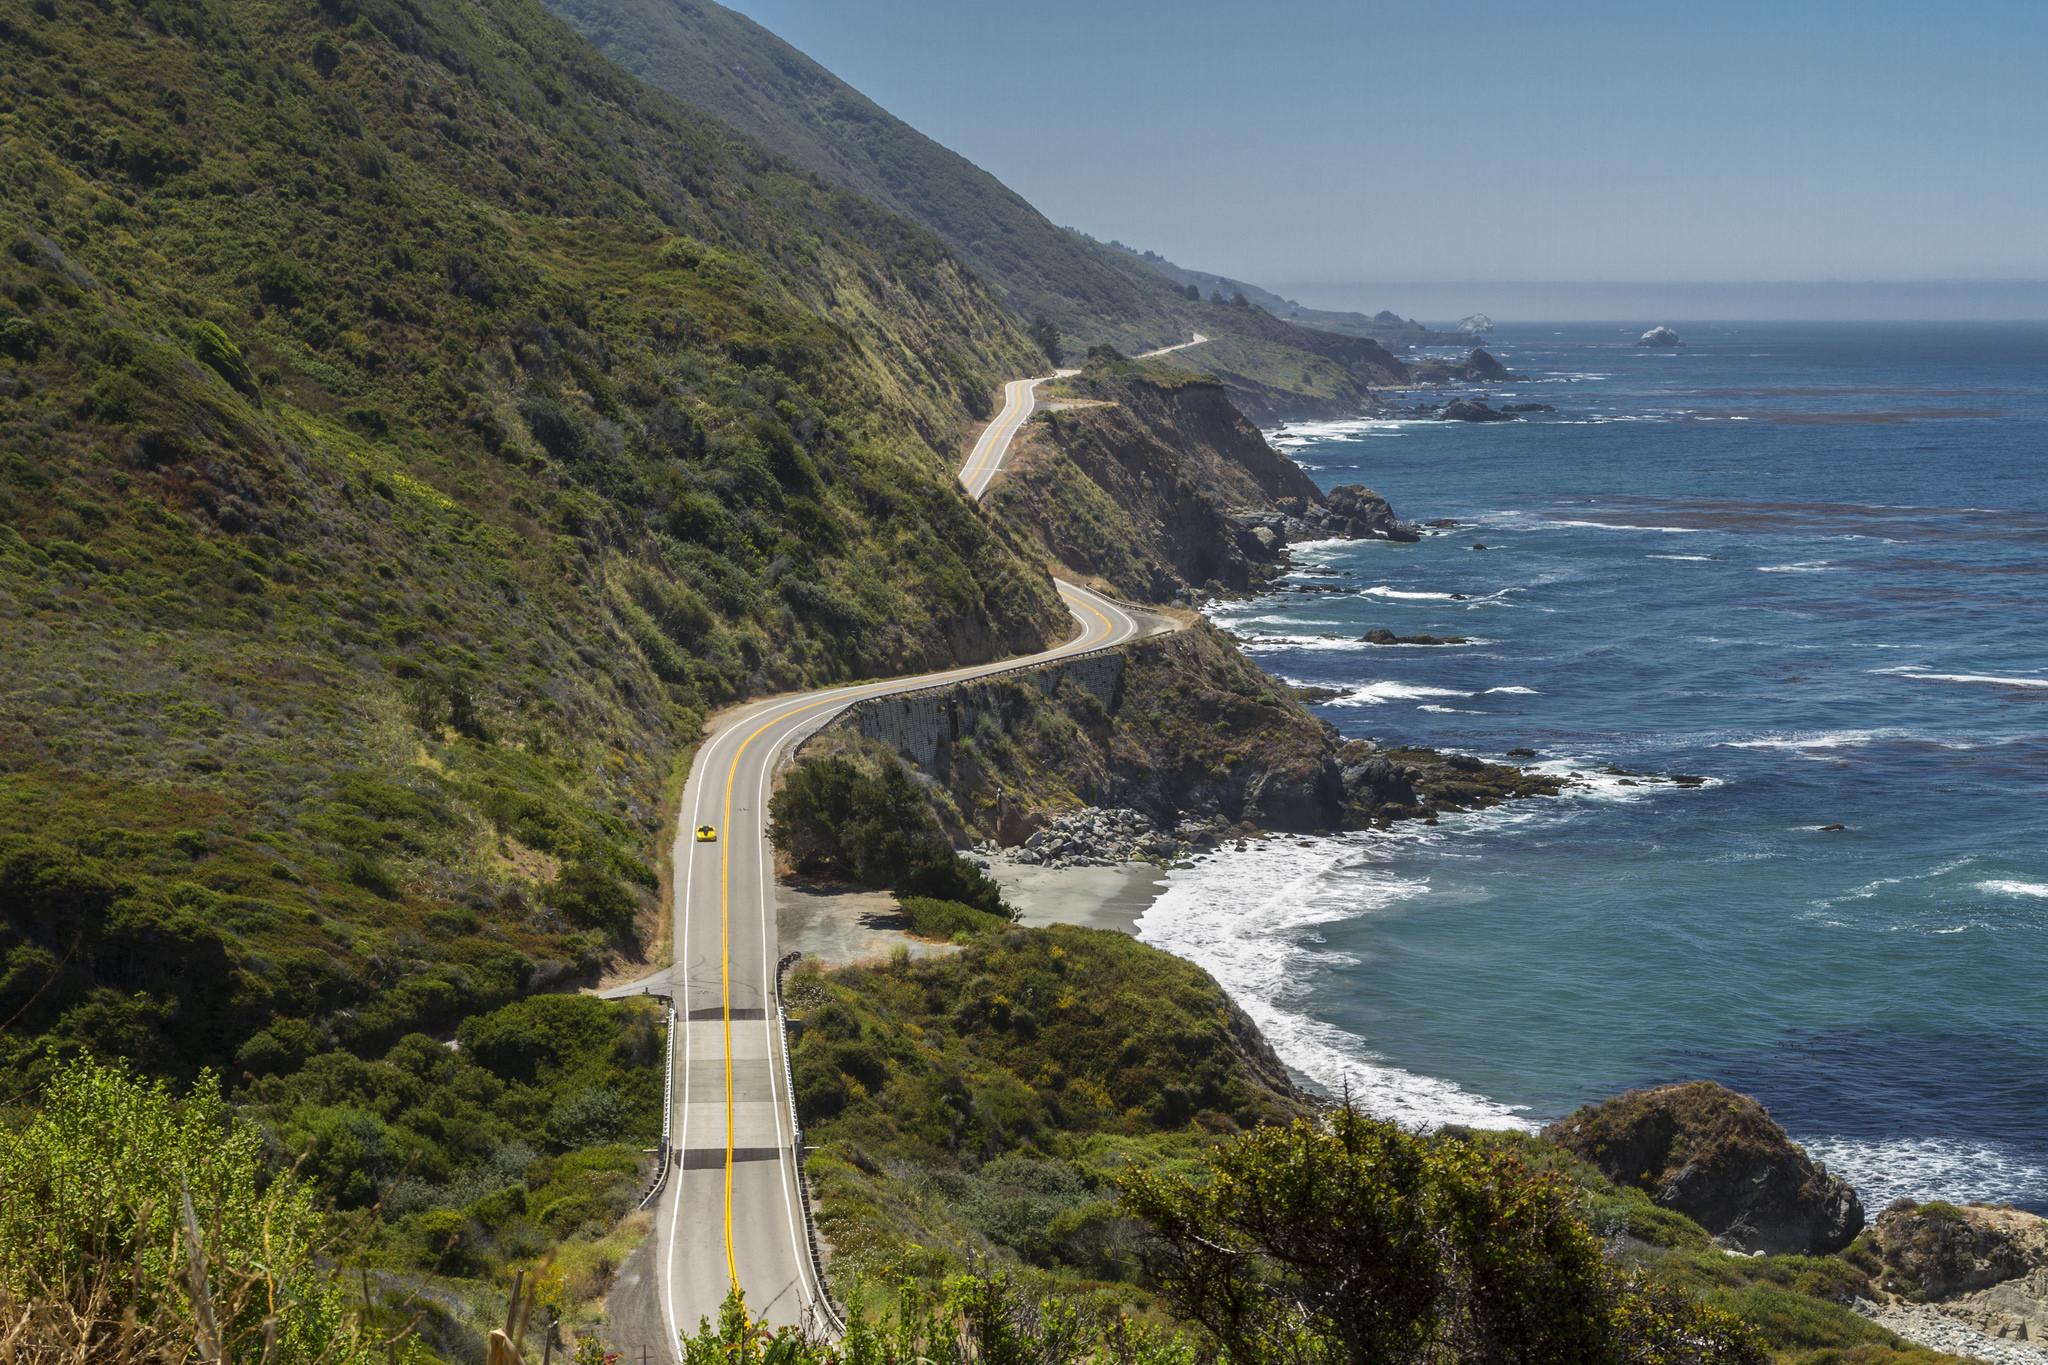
694, 825, 718, 843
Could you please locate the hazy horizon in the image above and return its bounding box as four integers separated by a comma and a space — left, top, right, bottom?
1261, 279, 2048, 326
721, 1, 2048, 303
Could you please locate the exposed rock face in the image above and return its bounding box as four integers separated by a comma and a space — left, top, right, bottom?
1441, 399, 1515, 423
1465, 347, 1510, 379
1873, 1201, 2048, 1302
1282, 485, 1421, 542
1637, 325, 1686, 348
811, 624, 1561, 845
1545, 1080, 1865, 1255
993, 369, 1421, 600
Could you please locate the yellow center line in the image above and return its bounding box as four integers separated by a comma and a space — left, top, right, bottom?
709, 376, 1112, 1302
719, 690, 851, 1291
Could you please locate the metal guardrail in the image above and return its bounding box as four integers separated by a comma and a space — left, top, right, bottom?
636, 994, 678, 1212
774, 951, 848, 1340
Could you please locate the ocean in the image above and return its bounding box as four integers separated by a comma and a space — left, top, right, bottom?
1135, 322, 2048, 1212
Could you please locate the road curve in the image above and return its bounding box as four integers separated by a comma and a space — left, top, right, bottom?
629, 362, 1182, 1349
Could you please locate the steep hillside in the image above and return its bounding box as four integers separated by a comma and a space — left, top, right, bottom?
0, 0, 1065, 1097
989, 365, 1318, 599
537, 0, 1411, 418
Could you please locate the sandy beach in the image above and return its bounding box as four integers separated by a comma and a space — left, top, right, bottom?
981, 852, 1169, 934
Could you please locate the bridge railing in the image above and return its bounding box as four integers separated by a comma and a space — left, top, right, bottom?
775, 950, 848, 1339
635, 993, 677, 1212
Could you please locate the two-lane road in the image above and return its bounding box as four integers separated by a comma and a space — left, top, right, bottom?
628, 352, 1193, 1348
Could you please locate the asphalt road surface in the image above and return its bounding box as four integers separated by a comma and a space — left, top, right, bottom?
612, 358, 1188, 1350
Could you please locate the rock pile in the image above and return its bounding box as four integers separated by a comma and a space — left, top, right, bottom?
1009, 807, 1184, 867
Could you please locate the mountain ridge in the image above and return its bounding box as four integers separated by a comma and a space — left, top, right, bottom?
540, 0, 1414, 419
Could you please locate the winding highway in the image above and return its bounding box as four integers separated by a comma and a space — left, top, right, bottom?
611, 343, 1199, 1349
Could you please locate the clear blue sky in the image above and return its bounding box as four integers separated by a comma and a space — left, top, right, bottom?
720, 0, 2048, 314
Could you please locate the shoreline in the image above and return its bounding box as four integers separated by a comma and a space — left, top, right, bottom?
981, 850, 1168, 935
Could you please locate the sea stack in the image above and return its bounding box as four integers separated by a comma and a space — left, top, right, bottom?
1636, 325, 1686, 348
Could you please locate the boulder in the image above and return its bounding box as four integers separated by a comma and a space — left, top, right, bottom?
1544, 1080, 1865, 1254
1636, 326, 1686, 348
1441, 399, 1515, 423
1872, 1200, 2048, 1301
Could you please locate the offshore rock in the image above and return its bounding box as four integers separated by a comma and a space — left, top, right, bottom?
1441, 399, 1515, 422
1287, 484, 1422, 542
1546, 1080, 1865, 1255
1637, 325, 1686, 348
1362, 628, 1470, 646
1408, 347, 1519, 384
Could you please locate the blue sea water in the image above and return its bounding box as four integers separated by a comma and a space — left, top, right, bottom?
1135, 322, 2048, 1211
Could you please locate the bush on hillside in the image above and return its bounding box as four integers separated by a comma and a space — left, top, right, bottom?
1119, 1103, 1770, 1364
0, 1056, 419, 1362
896, 895, 1007, 940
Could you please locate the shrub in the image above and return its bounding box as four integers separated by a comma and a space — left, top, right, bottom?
0, 1057, 415, 1361
770, 755, 1006, 914
1119, 1103, 1769, 1364
897, 895, 1006, 940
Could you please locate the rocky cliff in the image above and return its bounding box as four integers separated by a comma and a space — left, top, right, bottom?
988, 362, 1417, 602
802, 623, 1558, 850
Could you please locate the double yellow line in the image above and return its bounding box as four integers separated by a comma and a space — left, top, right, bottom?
710, 590, 1119, 1289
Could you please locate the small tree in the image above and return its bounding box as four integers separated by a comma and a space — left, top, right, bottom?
1027, 315, 1063, 366
1120, 1102, 1768, 1364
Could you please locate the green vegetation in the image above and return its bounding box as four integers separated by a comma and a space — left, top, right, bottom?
1121, 1106, 1768, 1364
537, 0, 1412, 419
767, 924, 1966, 1363
897, 895, 1010, 940
683, 1275, 1194, 1364
0, 0, 1072, 1339
0, 1056, 422, 1361
787, 925, 1299, 1294
770, 749, 1008, 913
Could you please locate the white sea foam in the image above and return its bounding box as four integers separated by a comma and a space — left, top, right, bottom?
1235, 634, 1374, 654
1416, 704, 1480, 713
1813, 855, 1981, 909
1723, 730, 1899, 752
1484, 685, 1540, 695
1526, 756, 1723, 801
1801, 1136, 2048, 1212
1872, 666, 2048, 690
1357, 585, 1522, 608
1758, 560, 1840, 573
1267, 417, 1438, 446
1327, 681, 1474, 707
1648, 554, 1718, 562
1980, 878, 2048, 899
1137, 834, 1536, 1130
1549, 518, 1705, 534
1360, 585, 1462, 601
